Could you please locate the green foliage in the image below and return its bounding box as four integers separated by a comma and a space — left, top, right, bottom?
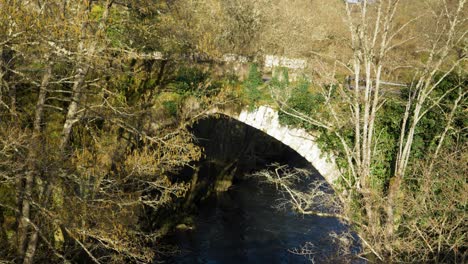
106, 18, 126, 48
163, 100, 178, 117
278, 77, 325, 129
223, 71, 240, 86
406, 72, 467, 159
368, 99, 405, 187
243, 63, 263, 106
168, 66, 221, 97
90, 4, 104, 21
270, 67, 289, 90
312, 119, 359, 189
173, 67, 210, 92
245, 63, 263, 87
0, 185, 15, 217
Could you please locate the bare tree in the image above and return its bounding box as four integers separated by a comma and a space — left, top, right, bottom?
251, 163, 344, 218
0, 0, 216, 263
269, 0, 467, 260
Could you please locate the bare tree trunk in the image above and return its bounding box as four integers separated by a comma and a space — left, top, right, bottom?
22, 182, 53, 264
21, 2, 113, 262
22, 231, 39, 264
384, 175, 400, 248
17, 61, 53, 260
387, 0, 466, 252
8, 84, 16, 116
0, 206, 7, 253
17, 171, 33, 258
0, 46, 15, 115
20, 60, 89, 264
2, 47, 27, 255
33, 62, 52, 132
59, 66, 88, 151
60, 0, 112, 150
156, 60, 168, 87
395, 0, 466, 180
427, 88, 466, 174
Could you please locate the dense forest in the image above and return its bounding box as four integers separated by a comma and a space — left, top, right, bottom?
0, 0, 466, 263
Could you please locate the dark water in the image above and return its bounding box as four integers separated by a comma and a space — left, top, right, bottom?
159, 116, 359, 263
164, 177, 350, 264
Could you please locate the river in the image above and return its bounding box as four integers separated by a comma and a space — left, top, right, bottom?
159, 117, 360, 263
163, 176, 356, 263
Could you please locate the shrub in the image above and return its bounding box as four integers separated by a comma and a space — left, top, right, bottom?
270, 67, 289, 90
162, 100, 178, 117
243, 63, 263, 105
170, 67, 212, 95
279, 78, 324, 129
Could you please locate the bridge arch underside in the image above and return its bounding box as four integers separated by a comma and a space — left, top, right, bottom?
189, 115, 333, 192
209, 106, 341, 185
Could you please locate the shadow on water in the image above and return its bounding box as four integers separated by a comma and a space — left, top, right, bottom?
158, 116, 361, 263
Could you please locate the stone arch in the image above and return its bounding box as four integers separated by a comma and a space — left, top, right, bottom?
210, 106, 341, 186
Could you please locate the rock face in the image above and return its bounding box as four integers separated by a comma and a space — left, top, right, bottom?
221, 105, 341, 185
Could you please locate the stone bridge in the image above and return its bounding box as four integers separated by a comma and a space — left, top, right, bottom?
210, 105, 341, 186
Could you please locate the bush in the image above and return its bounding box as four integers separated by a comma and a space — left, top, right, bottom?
162, 100, 178, 117
401, 72, 467, 159
397, 146, 467, 263
278, 78, 324, 129
270, 67, 289, 90
223, 71, 240, 85
243, 63, 263, 105
169, 66, 220, 96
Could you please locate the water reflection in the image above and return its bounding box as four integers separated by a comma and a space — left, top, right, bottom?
165, 177, 348, 264
160, 116, 360, 263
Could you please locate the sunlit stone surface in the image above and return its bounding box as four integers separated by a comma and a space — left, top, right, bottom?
218, 105, 341, 185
